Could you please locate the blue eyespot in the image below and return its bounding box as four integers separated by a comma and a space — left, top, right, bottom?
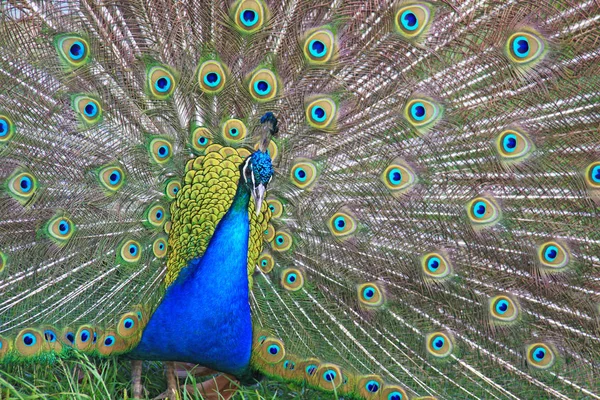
592, 166, 600, 183
311, 106, 327, 122
156, 210, 163, 220
269, 205, 275, 212
388, 168, 402, 185
294, 168, 307, 182
433, 336, 445, 350
229, 128, 239, 137
502, 134, 518, 153
84, 102, 98, 117
512, 36, 530, 58
267, 344, 280, 355
333, 216, 346, 231
323, 369, 337, 382
366, 380, 380, 393
306, 365, 317, 375
495, 299, 509, 314
410, 102, 426, 121
124, 318, 135, 329
544, 245, 558, 262
69, 41, 85, 60
286, 273, 297, 284
532, 347, 546, 362
23, 333, 36, 346
157, 145, 169, 158
276, 235, 284, 244
58, 220, 70, 235
44, 330, 57, 342
66, 332, 75, 343
241, 9, 258, 27
155, 76, 172, 93
261, 259, 267, 266
109, 171, 121, 184
20, 176, 32, 192
137, 311, 143, 320
473, 201, 487, 218
363, 287, 375, 300
389, 392, 404, 400
283, 360, 295, 370
401, 11, 418, 31
159, 243, 165, 250
203, 72, 221, 88
309, 39, 327, 58
104, 335, 115, 347
93, 332, 97, 343
0, 118, 8, 137
198, 136, 208, 145
129, 244, 139, 256
427, 257, 440, 272
253, 80, 271, 96
80, 329, 90, 342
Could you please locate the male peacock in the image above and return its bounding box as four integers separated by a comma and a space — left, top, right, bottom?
1, 1, 599, 399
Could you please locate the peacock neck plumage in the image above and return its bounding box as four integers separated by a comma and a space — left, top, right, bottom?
131, 181, 253, 377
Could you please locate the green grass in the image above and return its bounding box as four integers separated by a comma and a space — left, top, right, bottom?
0, 356, 334, 399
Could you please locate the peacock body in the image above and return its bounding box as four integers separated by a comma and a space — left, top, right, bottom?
1, 0, 600, 399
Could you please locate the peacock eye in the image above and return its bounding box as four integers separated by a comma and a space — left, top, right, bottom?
257, 337, 286, 363
8, 171, 37, 202
290, 159, 318, 189
382, 162, 416, 194
153, 237, 168, 258
197, 60, 226, 93
281, 268, 304, 291
234, 0, 266, 32
382, 387, 408, 400
120, 239, 142, 263
74, 96, 102, 125
395, 4, 432, 39
149, 138, 173, 164
421, 252, 451, 279
48, 216, 75, 243
404, 98, 442, 131
145, 204, 167, 228
507, 31, 545, 64
0, 114, 15, 142
304, 29, 335, 63
147, 66, 176, 99
526, 343, 555, 369
249, 69, 277, 101
273, 230, 292, 251
164, 179, 181, 200
266, 198, 283, 218
426, 332, 453, 358
538, 241, 569, 269
496, 129, 533, 161
56, 35, 90, 67
316, 364, 343, 389
222, 119, 247, 141
257, 252, 274, 273
489, 295, 519, 322
190, 127, 213, 153
305, 98, 337, 129
466, 196, 500, 227
585, 161, 600, 189
328, 211, 357, 238
357, 283, 384, 307
99, 165, 125, 192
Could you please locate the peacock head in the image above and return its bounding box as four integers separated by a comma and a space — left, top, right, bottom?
242, 150, 274, 215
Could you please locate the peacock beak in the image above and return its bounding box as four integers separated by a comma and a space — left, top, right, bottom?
252, 183, 266, 216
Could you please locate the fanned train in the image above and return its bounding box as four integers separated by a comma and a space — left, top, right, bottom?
0, 1, 599, 399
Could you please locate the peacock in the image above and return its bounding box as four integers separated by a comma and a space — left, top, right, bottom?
0, 0, 599, 399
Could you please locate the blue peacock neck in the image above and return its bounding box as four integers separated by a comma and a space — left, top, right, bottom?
131, 181, 253, 377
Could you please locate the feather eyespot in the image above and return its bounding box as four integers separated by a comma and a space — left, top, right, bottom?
426, 332, 453, 358
395, 4, 432, 39
382, 161, 416, 194
306, 98, 337, 129
421, 252, 451, 279
489, 295, 519, 322
7, 171, 37, 203
273, 230, 292, 251
149, 138, 173, 164
328, 210, 357, 238
234, 0, 266, 33
466, 196, 500, 227
119, 239, 141, 263
190, 127, 213, 153
264, 223, 275, 242
404, 98, 441, 131
56, 35, 90, 67
526, 343, 555, 369
148, 66, 176, 99
290, 159, 318, 189
538, 241, 569, 269
316, 364, 343, 390
73, 96, 102, 125
197, 60, 227, 93
585, 162, 600, 189
257, 337, 286, 363
98, 165, 125, 192
358, 283, 384, 307
382, 387, 408, 400
222, 119, 247, 142
358, 376, 384, 397
248, 69, 278, 102
304, 29, 335, 64
507, 31, 545, 65
75, 326, 95, 351
145, 204, 167, 228
281, 268, 304, 291
266, 198, 283, 218
16, 329, 42, 356
258, 252, 274, 273
118, 312, 140, 337
153, 237, 168, 258
0, 114, 15, 143
47, 216, 75, 243
164, 178, 181, 200
496, 129, 533, 161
